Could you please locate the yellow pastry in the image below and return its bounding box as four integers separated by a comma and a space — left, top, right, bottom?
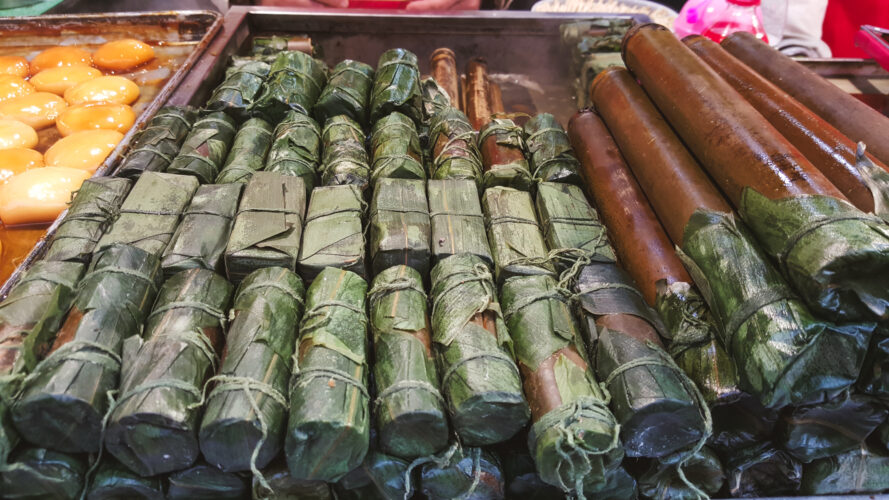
30, 66, 103, 96
0, 167, 90, 225
44, 129, 123, 172
63, 75, 139, 106
0, 148, 43, 183
30, 46, 92, 74
0, 92, 67, 130
93, 39, 155, 71
56, 103, 135, 136
0, 56, 29, 78
0, 75, 35, 102
0, 119, 38, 149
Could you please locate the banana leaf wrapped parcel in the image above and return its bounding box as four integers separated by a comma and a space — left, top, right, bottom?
334, 449, 412, 500
679, 209, 874, 408
585, 466, 638, 500
286, 267, 369, 482
726, 443, 802, 497
116, 106, 196, 179
12, 244, 163, 454
427, 179, 491, 266
478, 119, 533, 191
167, 112, 238, 184
225, 172, 307, 283
166, 462, 248, 500
256, 460, 333, 500
429, 254, 528, 445
319, 115, 370, 190
252, 50, 327, 123
369, 178, 430, 277
500, 442, 565, 500
523, 113, 582, 184
87, 458, 165, 500
420, 446, 505, 500
535, 181, 615, 267
205, 60, 270, 120
43, 177, 132, 262
216, 117, 274, 184
483, 187, 555, 283
421, 77, 451, 124
266, 110, 321, 193
298, 185, 366, 282
252, 35, 313, 55
500, 274, 621, 494
200, 267, 305, 473
801, 446, 889, 495
96, 171, 200, 256
369, 266, 448, 459
370, 48, 422, 124
638, 446, 725, 500
105, 268, 234, 476
860, 323, 889, 397
370, 111, 425, 184
314, 59, 374, 127
428, 108, 482, 184
0, 446, 86, 500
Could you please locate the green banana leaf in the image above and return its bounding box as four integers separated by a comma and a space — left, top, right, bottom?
87, 458, 165, 500
43, 177, 133, 262
166, 462, 248, 500
523, 113, 582, 185
369, 265, 447, 459
251, 36, 307, 55
369, 111, 425, 184
680, 208, 875, 409
0, 380, 19, 465
535, 182, 615, 268
314, 60, 374, 127
500, 442, 565, 500
638, 446, 725, 500
96, 171, 200, 256
420, 78, 451, 124
200, 267, 305, 474
801, 446, 889, 495
483, 186, 555, 283
255, 459, 332, 500
286, 267, 369, 482
584, 465, 638, 500
419, 446, 505, 500
859, 323, 889, 397
216, 118, 274, 184
428, 108, 482, 184
298, 185, 366, 282
429, 254, 527, 445
0, 446, 86, 500
251, 51, 327, 123
319, 115, 370, 191
334, 450, 412, 500
500, 273, 619, 494
369, 48, 422, 125
725, 443, 802, 497
105, 268, 234, 476
12, 244, 162, 453
709, 394, 777, 456
369, 178, 431, 278
478, 119, 533, 191
116, 106, 197, 179
266, 110, 321, 194
167, 112, 238, 184
427, 179, 492, 266
225, 172, 307, 283
205, 61, 270, 120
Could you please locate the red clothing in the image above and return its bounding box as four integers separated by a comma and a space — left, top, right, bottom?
823, 0, 889, 58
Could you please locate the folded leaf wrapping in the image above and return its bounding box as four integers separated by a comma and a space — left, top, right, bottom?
166, 462, 248, 500
105, 268, 234, 476
428, 108, 482, 184
370, 48, 423, 125
429, 254, 528, 445
314, 59, 374, 127
420, 446, 505, 500
535, 182, 615, 268
161, 183, 242, 278
421, 78, 452, 124
87, 458, 165, 500
199, 267, 305, 473
319, 115, 370, 191
205, 60, 270, 120
639, 446, 725, 499
167, 112, 238, 184
12, 244, 162, 453
370, 112, 425, 184
0, 446, 85, 500
500, 441, 566, 500
116, 106, 197, 179
523, 113, 582, 185
43, 177, 133, 262
726, 443, 802, 497
256, 460, 333, 500
369, 178, 431, 278
266, 110, 321, 194
584, 465, 638, 500
483, 186, 555, 283
251, 50, 327, 123
286, 267, 369, 482
680, 208, 874, 409
216, 117, 274, 184
96, 171, 200, 256
225, 172, 307, 283
801, 446, 889, 495
298, 185, 366, 282
500, 273, 621, 494
427, 179, 491, 266
334, 449, 412, 500
859, 323, 889, 397
478, 119, 533, 191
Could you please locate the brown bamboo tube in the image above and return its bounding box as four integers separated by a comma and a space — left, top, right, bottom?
590, 66, 731, 244
722, 31, 889, 169
686, 35, 884, 214
622, 23, 846, 204
465, 58, 493, 130
430, 48, 461, 110
567, 109, 691, 305
488, 82, 505, 116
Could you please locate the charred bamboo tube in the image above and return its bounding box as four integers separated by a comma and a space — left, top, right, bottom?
430, 48, 461, 109
685, 35, 889, 215
489, 82, 505, 115
721, 31, 889, 169
590, 67, 732, 244
566, 109, 689, 304
465, 58, 493, 130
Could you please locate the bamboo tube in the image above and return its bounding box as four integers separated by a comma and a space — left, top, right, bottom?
465, 58, 493, 130
430, 48, 461, 109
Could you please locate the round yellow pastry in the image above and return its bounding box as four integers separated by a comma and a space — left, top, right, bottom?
0, 148, 43, 183
93, 39, 155, 71
0, 166, 91, 225
0, 56, 30, 78
44, 129, 123, 172
56, 103, 135, 137
63, 75, 139, 106
0, 119, 38, 149
0, 75, 35, 102
29, 46, 92, 74
30, 66, 103, 96
0, 92, 67, 130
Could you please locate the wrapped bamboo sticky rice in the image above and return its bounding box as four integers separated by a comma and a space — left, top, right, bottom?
199, 267, 305, 474
428, 108, 482, 184
334, 449, 412, 500
369, 48, 422, 124
205, 59, 270, 120
0, 446, 86, 500
286, 267, 369, 482
265, 110, 321, 193
87, 458, 165, 500
251, 50, 327, 122
314, 59, 374, 127
319, 115, 370, 190
215, 117, 274, 184
483, 186, 554, 283
800, 446, 889, 495
167, 111, 238, 184
420, 77, 452, 124
256, 460, 333, 500
369, 111, 425, 183
523, 114, 582, 185
465, 57, 496, 130
427, 179, 491, 266
104, 268, 233, 476
116, 106, 196, 179
478, 119, 533, 191
535, 181, 615, 269
726, 443, 802, 497
420, 446, 505, 500
430, 48, 461, 109
166, 462, 248, 500
298, 185, 366, 281
639, 446, 725, 499
369, 178, 431, 278
500, 441, 567, 500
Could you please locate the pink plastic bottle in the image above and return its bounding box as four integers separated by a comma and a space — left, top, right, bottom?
674, 0, 728, 39
701, 0, 769, 44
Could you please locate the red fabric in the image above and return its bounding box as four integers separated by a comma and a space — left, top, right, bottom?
823, 0, 889, 58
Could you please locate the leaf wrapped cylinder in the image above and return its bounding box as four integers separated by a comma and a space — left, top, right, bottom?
429, 254, 528, 445
215, 117, 274, 184
801, 446, 889, 495
421, 78, 451, 124
0, 446, 85, 500
251, 50, 327, 123
370, 48, 422, 124
166, 462, 248, 500
500, 443, 565, 500
370, 112, 425, 184
257, 460, 333, 500
428, 108, 482, 184
205, 60, 270, 120
428, 179, 491, 266
483, 187, 554, 283
334, 449, 412, 500
167, 112, 238, 184
478, 119, 533, 191
298, 185, 366, 282
535, 181, 615, 268
726, 443, 802, 497
638, 446, 725, 499
314, 59, 374, 127
12, 244, 162, 453
286, 267, 370, 482
319, 115, 370, 190
104, 268, 234, 476
585, 466, 638, 500
420, 446, 505, 500
369, 178, 430, 278
523, 113, 582, 184
266, 110, 321, 193
116, 106, 196, 179
87, 459, 165, 500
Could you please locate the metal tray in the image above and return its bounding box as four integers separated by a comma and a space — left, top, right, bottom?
0, 10, 222, 297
